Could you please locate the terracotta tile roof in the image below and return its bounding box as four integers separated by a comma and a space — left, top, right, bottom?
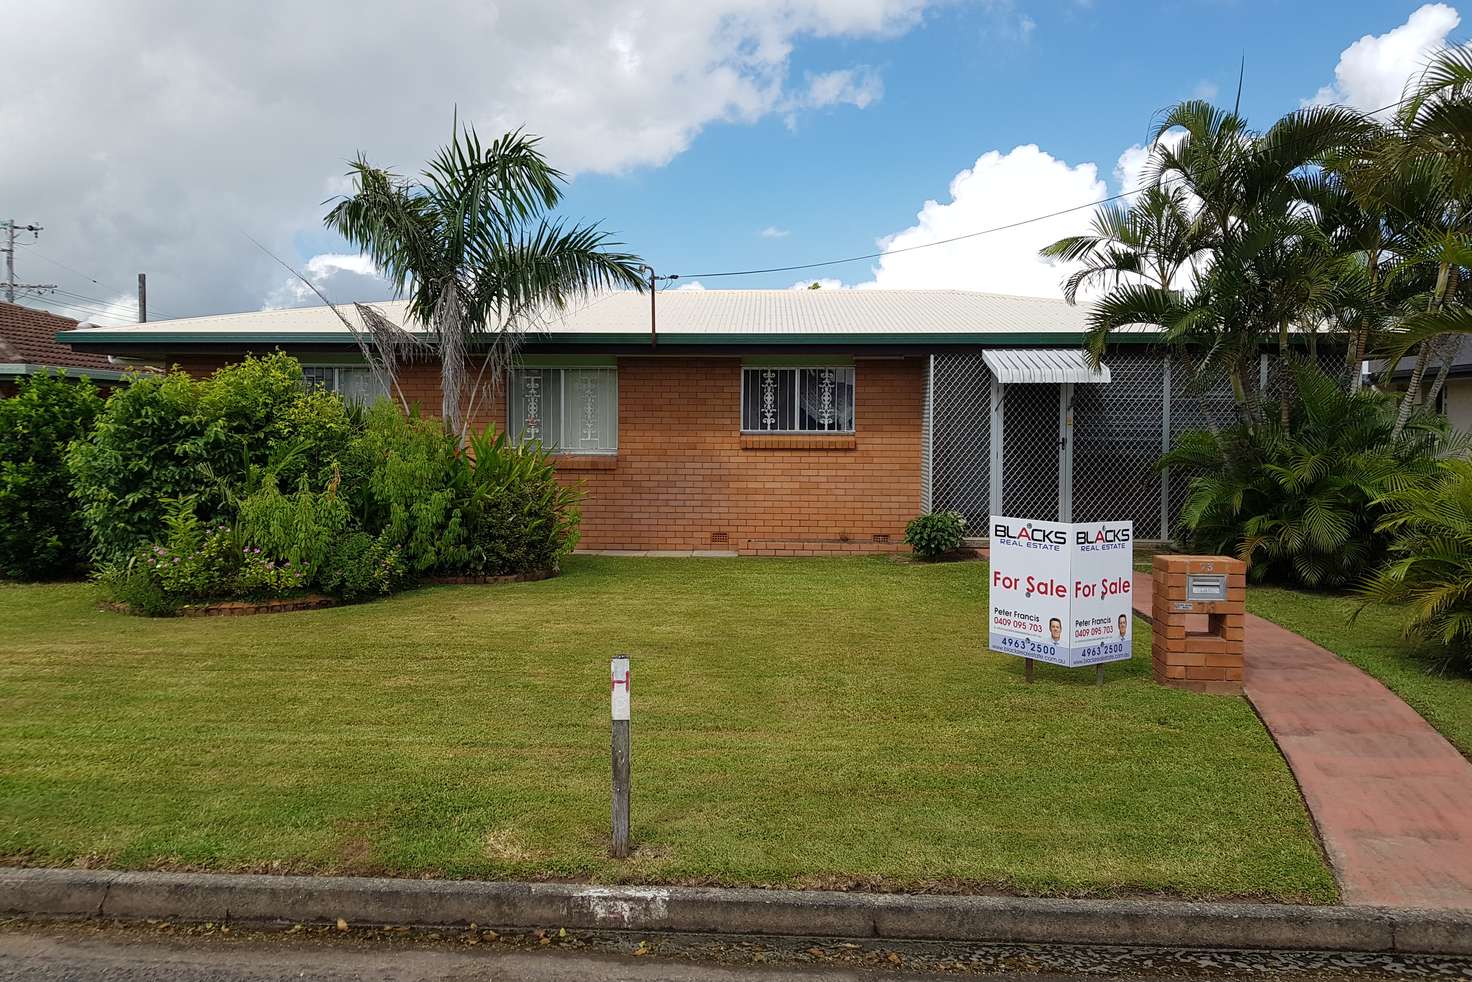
0, 301, 114, 371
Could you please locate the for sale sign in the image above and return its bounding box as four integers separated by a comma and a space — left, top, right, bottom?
987, 515, 1133, 668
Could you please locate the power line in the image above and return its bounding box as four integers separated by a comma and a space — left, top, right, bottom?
673, 93, 1421, 283
17, 291, 136, 324
673, 189, 1141, 281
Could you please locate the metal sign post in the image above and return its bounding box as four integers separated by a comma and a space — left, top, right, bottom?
610, 655, 631, 859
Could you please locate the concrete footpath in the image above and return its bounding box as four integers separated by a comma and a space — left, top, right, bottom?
4, 868, 1472, 956
1131, 574, 1472, 911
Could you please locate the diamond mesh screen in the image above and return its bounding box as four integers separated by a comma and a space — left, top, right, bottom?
930, 349, 1246, 540
930, 353, 991, 530
1073, 352, 1167, 537
1001, 383, 1061, 522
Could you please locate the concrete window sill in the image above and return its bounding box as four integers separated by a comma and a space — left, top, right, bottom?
739, 434, 857, 450
550, 455, 618, 471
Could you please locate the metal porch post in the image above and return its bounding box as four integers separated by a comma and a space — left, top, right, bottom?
989, 375, 1004, 520
1058, 382, 1074, 523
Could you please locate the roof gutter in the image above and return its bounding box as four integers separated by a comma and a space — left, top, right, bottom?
0, 362, 131, 382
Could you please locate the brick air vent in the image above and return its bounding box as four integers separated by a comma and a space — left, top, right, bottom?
871, 533, 891, 544
710, 531, 730, 545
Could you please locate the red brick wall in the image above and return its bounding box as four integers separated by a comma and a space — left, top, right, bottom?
167, 352, 926, 555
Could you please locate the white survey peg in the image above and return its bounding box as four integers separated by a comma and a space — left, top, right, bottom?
611, 655, 631, 721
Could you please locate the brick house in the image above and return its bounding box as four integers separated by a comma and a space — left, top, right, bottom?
58, 289, 1234, 554
0, 301, 129, 396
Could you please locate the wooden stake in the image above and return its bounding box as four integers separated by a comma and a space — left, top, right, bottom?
1025, 657, 1034, 684
610, 655, 631, 858
1096, 664, 1105, 687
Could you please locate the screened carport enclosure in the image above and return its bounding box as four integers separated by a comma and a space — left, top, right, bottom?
921, 349, 1238, 542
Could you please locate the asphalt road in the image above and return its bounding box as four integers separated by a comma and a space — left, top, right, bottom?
3, 923, 1468, 982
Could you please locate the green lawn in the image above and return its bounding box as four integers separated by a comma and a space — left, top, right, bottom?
1249, 587, 1472, 758
0, 556, 1334, 902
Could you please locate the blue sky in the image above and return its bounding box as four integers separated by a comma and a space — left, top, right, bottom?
552, 1, 1452, 291
6, 1, 1463, 322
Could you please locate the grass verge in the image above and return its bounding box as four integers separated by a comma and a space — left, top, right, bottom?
1, 556, 1334, 901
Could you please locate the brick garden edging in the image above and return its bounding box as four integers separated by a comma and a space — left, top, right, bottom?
106, 569, 557, 618
180, 596, 340, 617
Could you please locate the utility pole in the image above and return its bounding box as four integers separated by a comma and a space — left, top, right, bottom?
137, 273, 147, 323
1, 220, 56, 304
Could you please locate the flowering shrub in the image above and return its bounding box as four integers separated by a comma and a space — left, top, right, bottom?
236, 547, 311, 597
147, 523, 241, 598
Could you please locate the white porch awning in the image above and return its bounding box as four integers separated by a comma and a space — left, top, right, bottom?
982, 348, 1111, 384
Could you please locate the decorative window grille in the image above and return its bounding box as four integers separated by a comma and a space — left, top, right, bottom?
301, 366, 387, 407
509, 367, 617, 453
740, 366, 855, 433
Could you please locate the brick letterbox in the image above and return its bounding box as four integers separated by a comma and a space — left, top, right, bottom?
1151, 555, 1246, 694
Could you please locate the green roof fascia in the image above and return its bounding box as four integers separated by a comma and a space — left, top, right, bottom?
57, 329, 1165, 348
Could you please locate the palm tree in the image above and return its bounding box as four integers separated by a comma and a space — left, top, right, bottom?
325, 126, 646, 440
1044, 100, 1368, 425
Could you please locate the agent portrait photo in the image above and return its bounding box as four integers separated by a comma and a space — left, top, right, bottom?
1118, 614, 1128, 639
1049, 617, 1063, 642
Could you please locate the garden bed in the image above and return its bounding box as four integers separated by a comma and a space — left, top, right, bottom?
0, 556, 1333, 902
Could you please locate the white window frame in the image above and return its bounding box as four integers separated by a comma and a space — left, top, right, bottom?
740, 365, 856, 434
301, 364, 387, 407
508, 366, 618, 455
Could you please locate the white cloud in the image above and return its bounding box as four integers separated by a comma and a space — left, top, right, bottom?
760, 226, 792, 238
1, 0, 935, 319
1113, 129, 1186, 194
860, 145, 1106, 298
264, 253, 391, 310
801, 67, 884, 110
790, 277, 846, 289
1192, 80, 1219, 100
1311, 3, 1462, 111
671, 280, 708, 291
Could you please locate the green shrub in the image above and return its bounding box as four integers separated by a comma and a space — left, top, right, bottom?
98, 560, 180, 616
236, 475, 351, 579
461, 428, 582, 575
318, 531, 406, 600
341, 403, 468, 574
69, 369, 209, 564
1360, 459, 1472, 674
0, 372, 103, 579
1162, 362, 1458, 588
147, 502, 241, 598
236, 548, 311, 598
70, 353, 353, 565
905, 510, 967, 560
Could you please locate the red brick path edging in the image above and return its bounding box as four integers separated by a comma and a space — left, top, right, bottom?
1132, 572, 1472, 910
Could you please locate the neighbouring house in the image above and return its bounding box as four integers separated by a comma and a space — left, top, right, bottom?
1378, 337, 1472, 432
58, 289, 1246, 554
0, 301, 130, 396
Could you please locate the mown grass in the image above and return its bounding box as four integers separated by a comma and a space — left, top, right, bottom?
1249, 586, 1472, 758
0, 556, 1334, 901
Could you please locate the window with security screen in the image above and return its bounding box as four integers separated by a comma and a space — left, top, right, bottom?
508, 367, 618, 453
740, 366, 855, 433
300, 365, 388, 407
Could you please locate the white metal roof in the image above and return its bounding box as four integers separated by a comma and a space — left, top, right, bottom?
59, 289, 1109, 342
982, 348, 1111, 384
